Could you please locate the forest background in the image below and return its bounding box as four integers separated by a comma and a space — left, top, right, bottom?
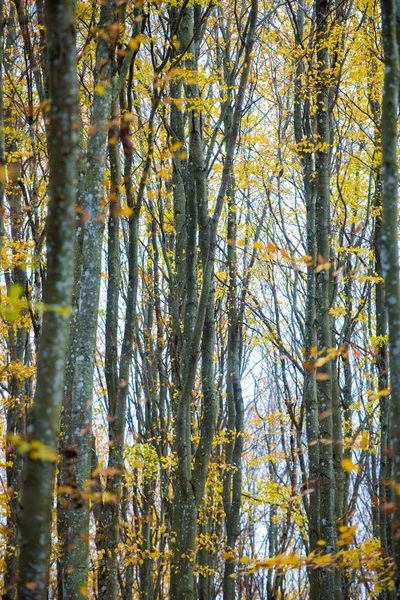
1, 0, 400, 599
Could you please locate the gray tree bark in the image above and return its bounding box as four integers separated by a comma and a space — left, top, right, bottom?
57, 2, 118, 597
380, 0, 400, 592
17, 0, 78, 597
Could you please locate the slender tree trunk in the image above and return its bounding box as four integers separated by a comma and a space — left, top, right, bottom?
313, 2, 336, 597
57, 2, 118, 597
3, 76, 27, 598
17, 0, 78, 597
97, 97, 140, 599
369, 77, 392, 581
222, 181, 244, 600
0, 0, 4, 257
4, 175, 27, 600
374, 161, 392, 562
96, 103, 122, 600
291, 2, 320, 595
380, 0, 400, 592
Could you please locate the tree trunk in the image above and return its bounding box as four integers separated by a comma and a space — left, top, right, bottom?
17, 0, 78, 596
380, 0, 400, 592
57, 2, 117, 597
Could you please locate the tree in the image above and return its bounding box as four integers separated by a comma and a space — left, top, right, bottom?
17, 0, 78, 596
380, 0, 400, 594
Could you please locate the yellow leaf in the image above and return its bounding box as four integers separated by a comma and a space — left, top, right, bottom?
285, 554, 301, 567
315, 356, 329, 367
114, 206, 134, 217
30, 444, 58, 462
316, 261, 331, 273
95, 83, 105, 96
169, 141, 183, 152
92, 466, 121, 477
128, 34, 144, 51
253, 241, 264, 250
367, 388, 390, 401
59, 305, 73, 316
342, 458, 360, 473
102, 491, 118, 503
313, 553, 333, 567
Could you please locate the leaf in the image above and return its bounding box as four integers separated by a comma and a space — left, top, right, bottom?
367, 388, 390, 401
102, 492, 118, 503
25, 582, 38, 590
92, 466, 121, 477
8, 283, 24, 299
316, 372, 330, 381
169, 141, 183, 152
316, 261, 331, 273
319, 409, 333, 419
128, 34, 145, 51
114, 206, 134, 217
29, 442, 58, 462
342, 458, 360, 473
95, 83, 105, 96
315, 356, 329, 367
313, 553, 333, 567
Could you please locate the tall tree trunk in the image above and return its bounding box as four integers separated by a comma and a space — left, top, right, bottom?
96, 103, 122, 600
3, 58, 27, 596
380, 0, 400, 592
57, 2, 118, 597
17, 0, 78, 596
0, 0, 4, 257
314, 1, 335, 596
290, 1, 320, 595
222, 178, 244, 600
96, 94, 140, 599
4, 158, 27, 600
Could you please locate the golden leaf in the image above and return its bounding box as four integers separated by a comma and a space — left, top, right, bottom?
342, 458, 360, 473
95, 84, 105, 96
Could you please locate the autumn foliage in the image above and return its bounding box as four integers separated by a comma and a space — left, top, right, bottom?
0, 0, 399, 599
